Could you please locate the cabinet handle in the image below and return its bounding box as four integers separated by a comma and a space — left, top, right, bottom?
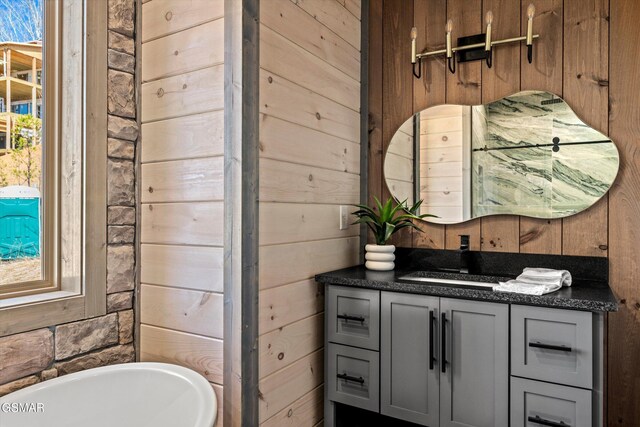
528, 342, 572, 352
441, 312, 448, 373
528, 415, 570, 427
337, 313, 365, 323
336, 372, 365, 385
429, 310, 436, 370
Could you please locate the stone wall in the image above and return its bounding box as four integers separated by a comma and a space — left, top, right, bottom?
0, 0, 138, 396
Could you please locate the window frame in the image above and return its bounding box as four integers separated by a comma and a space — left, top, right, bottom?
0, 0, 107, 335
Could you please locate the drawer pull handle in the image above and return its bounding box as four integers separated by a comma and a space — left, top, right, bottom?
337, 372, 365, 385
429, 310, 436, 370
528, 415, 570, 427
529, 342, 572, 352
441, 312, 448, 373
337, 313, 365, 323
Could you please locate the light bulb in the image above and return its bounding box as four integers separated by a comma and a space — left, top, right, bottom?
485, 11, 493, 25
485, 11, 493, 53
446, 19, 453, 33
410, 27, 417, 63
526, 3, 535, 46
527, 3, 536, 19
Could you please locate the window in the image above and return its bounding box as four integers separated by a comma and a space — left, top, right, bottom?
0, 0, 46, 295
0, 0, 107, 335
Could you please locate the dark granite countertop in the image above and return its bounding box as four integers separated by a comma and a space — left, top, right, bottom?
315, 265, 618, 312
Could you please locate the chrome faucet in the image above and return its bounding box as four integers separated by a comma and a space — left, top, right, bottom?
459, 235, 470, 274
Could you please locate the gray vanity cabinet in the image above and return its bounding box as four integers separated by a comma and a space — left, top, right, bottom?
324, 284, 603, 427
380, 292, 440, 426
379, 293, 508, 427
439, 298, 509, 427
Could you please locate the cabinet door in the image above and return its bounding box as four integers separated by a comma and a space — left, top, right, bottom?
440, 298, 509, 427
380, 292, 440, 426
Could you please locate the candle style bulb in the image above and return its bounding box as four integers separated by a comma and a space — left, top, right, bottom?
446, 19, 453, 58
526, 3, 535, 45
485, 11, 493, 51
527, 3, 536, 18
410, 27, 417, 63
485, 10, 493, 25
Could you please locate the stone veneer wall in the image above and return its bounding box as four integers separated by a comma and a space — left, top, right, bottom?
0, 0, 138, 395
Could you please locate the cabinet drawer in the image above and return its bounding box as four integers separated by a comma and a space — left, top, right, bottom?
511, 377, 592, 427
327, 343, 380, 413
327, 286, 380, 350
511, 305, 593, 389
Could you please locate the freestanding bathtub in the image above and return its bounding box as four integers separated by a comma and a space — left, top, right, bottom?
0, 362, 217, 427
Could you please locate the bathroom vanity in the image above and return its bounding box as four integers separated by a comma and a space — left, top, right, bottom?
316, 250, 617, 427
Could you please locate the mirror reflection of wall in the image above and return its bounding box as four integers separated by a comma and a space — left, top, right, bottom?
384, 118, 415, 206
384, 91, 620, 224
418, 105, 471, 223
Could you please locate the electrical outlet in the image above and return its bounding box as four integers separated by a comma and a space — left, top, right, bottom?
339, 205, 350, 230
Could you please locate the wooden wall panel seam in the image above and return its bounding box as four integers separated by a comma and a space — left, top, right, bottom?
141, 154, 224, 166
139, 321, 225, 339
260, 69, 361, 143
259, 384, 324, 427
291, 0, 362, 50
140, 107, 225, 126
260, 24, 360, 112
141, 18, 225, 83
141, 0, 224, 43
260, 0, 361, 80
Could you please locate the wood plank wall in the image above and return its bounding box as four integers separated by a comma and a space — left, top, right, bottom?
370, 0, 640, 424
139, 1, 224, 426
258, 1, 362, 426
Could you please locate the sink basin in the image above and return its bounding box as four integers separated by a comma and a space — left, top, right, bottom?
398, 271, 512, 288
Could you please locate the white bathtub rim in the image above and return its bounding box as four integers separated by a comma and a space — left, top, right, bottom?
0, 362, 217, 427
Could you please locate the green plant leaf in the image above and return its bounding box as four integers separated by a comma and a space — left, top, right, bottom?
382, 222, 396, 244
351, 197, 436, 245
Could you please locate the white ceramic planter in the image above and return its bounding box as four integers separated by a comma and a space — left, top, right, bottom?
365, 244, 396, 271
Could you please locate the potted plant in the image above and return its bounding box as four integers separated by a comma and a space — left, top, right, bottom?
352, 197, 434, 271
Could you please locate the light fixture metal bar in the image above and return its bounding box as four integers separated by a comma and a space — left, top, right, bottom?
415, 34, 539, 60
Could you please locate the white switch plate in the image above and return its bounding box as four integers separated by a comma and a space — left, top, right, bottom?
339, 205, 350, 230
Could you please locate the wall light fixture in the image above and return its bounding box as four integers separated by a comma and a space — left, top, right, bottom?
411, 4, 539, 79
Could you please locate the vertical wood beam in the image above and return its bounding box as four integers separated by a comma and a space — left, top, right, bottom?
443, 0, 482, 250
382, 0, 414, 247
608, 0, 640, 424
367, 0, 383, 211
479, 0, 521, 253
519, 0, 564, 255
224, 0, 260, 425
561, 0, 609, 257
412, 0, 447, 249
360, 0, 370, 259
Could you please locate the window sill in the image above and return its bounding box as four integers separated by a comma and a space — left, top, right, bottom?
0, 291, 90, 336
0, 290, 78, 309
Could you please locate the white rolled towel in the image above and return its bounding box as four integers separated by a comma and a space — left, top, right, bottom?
493, 268, 572, 296
517, 267, 572, 287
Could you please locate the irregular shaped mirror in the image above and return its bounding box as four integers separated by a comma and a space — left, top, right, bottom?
384, 90, 620, 224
